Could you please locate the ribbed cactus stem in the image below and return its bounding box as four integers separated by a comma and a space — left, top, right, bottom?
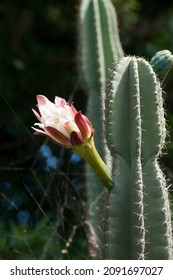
78, 0, 123, 158
104, 56, 173, 259
77, 0, 124, 255
78, 0, 124, 96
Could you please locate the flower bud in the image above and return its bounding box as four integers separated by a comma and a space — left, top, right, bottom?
32, 95, 94, 148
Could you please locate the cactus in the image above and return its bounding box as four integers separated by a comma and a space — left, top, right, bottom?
77, 0, 123, 250
150, 50, 173, 81
78, 0, 123, 159
76, 0, 173, 260
103, 56, 173, 259
78, 0, 123, 95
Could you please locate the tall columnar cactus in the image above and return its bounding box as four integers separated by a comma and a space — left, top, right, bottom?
103, 56, 173, 259
78, 0, 123, 158
77, 0, 123, 248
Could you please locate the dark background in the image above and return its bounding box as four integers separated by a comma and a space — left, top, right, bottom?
0, 0, 173, 259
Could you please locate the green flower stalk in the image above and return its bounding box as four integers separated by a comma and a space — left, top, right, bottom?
32, 95, 112, 189
75, 137, 112, 189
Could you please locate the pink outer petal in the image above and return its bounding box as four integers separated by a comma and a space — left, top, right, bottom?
45, 126, 71, 146
32, 109, 41, 122
32, 126, 46, 135
71, 104, 78, 115
82, 115, 93, 131
70, 131, 83, 146
75, 112, 90, 139
83, 115, 94, 137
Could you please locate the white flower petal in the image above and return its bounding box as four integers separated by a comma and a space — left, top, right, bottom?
64, 105, 76, 119
54, 96, 66, 106
34, 122, 44, 129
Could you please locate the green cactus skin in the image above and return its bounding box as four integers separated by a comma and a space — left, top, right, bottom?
77, 0, 124, 254
78, 0, 123, 158
104, 56, 173, 259
150, 50, 173, 80
78, 0, 124, 96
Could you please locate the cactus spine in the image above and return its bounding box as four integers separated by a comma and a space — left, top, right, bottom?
77, 0, 123, 250
104, 56, 172, 259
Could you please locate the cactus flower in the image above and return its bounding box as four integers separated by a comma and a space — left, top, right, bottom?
32, 95, 113, 189
32, 95, 94, 148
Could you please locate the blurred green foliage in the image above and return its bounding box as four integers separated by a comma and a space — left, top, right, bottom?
0, 0, 173, 259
